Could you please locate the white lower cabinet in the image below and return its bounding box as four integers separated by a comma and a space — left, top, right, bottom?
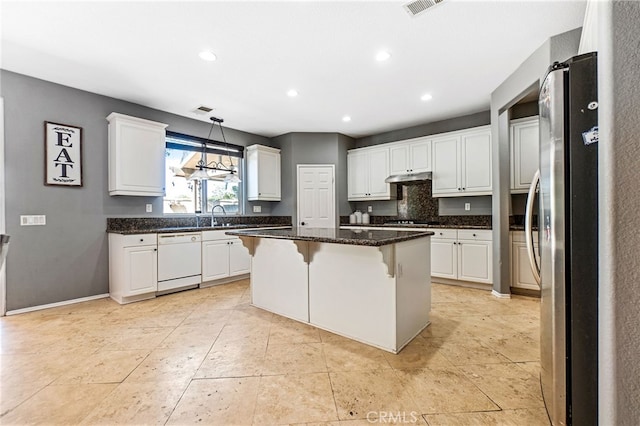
109, 233, 158, 304
201, 230, 251, 284
429, 229, 493, 284
511, 231, 540, 290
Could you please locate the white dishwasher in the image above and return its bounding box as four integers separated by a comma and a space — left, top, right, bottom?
157, 232, 202, 294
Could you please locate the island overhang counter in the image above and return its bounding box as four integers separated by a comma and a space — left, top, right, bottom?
226, 227, 434, 353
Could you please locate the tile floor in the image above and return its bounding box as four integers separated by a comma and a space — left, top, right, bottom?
0, 280, 549, 425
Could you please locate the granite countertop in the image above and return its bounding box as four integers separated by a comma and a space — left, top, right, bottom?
108, 223, 291, 235
341, 223, 492, 230
226, 227, 434, 247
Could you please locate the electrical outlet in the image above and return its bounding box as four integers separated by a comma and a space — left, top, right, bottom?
146, 204, 153, 213
253, 205, 262, 213
464, 203, 471, 211
367, 205, 373, 213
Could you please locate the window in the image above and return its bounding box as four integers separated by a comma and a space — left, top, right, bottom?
163, 131, 244, 214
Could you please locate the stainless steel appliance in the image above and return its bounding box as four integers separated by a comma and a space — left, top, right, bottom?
0, 234, 9, 269
157, 232, 202, 294
525, 52, 598, 425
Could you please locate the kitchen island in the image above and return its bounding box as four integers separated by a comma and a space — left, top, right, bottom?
226, 227, 434, 353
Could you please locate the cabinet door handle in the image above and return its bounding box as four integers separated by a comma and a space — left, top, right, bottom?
301, 222, 305, 226
153, 248, 157, 251
473, 233, 477, 237
457, 188, 461, 191
140, 238, 144, 242
463, 187, 466, 190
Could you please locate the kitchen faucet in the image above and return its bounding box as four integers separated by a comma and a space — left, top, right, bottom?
211, 205, 227, 226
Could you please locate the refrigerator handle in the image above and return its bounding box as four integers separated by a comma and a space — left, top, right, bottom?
525, 169, 541, 285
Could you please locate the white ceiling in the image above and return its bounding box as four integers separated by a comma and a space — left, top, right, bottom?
1, 0, 586, 138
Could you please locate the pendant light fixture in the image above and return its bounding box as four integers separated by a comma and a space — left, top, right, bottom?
188, 116, 241, 183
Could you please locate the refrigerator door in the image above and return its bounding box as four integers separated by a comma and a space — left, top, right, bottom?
539, 65, 567, 426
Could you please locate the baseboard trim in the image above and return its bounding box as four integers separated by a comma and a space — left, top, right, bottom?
6, 293, 110, 316
491, 289, 512, 299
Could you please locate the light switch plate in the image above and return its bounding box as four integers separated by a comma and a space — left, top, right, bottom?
146, 204, 153, 213
20, 215, 46, 226
367, 206, 373, 213
464, 203, 471, 211
253, 205, 262, 213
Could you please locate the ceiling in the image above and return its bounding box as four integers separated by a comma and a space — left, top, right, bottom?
1, 0, 586, 138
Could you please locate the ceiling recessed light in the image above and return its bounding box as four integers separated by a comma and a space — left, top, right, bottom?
376, 50, 391, 62
342, 116, 352, 122
287, 89, 298, 97
199, 50, 217, 62
421, 93, 433, 101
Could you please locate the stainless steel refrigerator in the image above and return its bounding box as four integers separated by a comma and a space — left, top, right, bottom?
525, 52, 599, 426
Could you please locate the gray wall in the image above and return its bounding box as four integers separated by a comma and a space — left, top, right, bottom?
489, 27, 582, 295
1, 71, 271, 311
271, 132, 355, 224
598, 2, 640, 424
355, 110, 490, 148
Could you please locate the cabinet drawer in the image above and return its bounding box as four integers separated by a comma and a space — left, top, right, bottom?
428, 229, 457, 240
457, 229, 491, 241
122, 234, 157, 247
201, 230, 236, 241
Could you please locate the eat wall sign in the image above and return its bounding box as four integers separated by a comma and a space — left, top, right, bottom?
45, 121, 83, 187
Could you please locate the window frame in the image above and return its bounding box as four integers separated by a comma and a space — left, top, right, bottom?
164, 130, 244, 215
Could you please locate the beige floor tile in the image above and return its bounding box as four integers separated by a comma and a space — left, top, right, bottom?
323, 338, 391, 372
0, 383, 116, 425
263, 342, 327, 375
215, 322, 272, 346
0, 378, 51, 416
430, 302, 486, 317
335, 417, 427, 425
394, 366, 499, 414
490, 312, 541, 334
458, 363, 545, 409
54, 349, 149, 384
423, 337, 510, 365
254, 373, 338, 424
196, 340, 267, 378
482, 330, 540, 363
515, 361, 541, 379
80, 381, 187, 425
98, 326, 173, 350
180, 307, 232, 326
424, 407, 550, 425
158, 323, 223, 349
167, 377, 259, 425
268, 318, 322, 345
124, 346, 208, 384
329, 369, 420, 421
383, 338, 452, 369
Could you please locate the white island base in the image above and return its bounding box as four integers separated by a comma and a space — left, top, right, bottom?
238, 235, 431, 353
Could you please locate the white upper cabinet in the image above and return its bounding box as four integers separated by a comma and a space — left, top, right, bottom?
510, 117, 540, 192
107, 113, 168, 196
389, 137, 432, 175
432, 125, 492, 197
246, 144, 281, 201
347, 146, 395, 201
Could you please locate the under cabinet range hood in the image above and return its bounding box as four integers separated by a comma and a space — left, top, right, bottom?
384, 171, 432, 185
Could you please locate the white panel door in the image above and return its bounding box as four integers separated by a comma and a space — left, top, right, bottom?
229, 239, 251, 276
457, 240, 492, 284
124, 246, 157, 295
430, 239, 457, 279
367, 148, 391, 197
461, 129, 492, 194
297, 165, 335, 228
409, 139, 432, 172
432, 135, 461, 195
389, 144, 410, 174
347, 151, 368, 199
202, 240, 230, 282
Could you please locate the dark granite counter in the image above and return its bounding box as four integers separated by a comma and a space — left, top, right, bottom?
226, 227, 433, 247
106, 216, 292, 234
341, 223, 492, 230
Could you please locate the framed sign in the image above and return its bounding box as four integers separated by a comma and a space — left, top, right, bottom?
45, 121, 83, 187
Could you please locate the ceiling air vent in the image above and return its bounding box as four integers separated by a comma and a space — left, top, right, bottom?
403, 0, 445, 17
192, 105, 214, 115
